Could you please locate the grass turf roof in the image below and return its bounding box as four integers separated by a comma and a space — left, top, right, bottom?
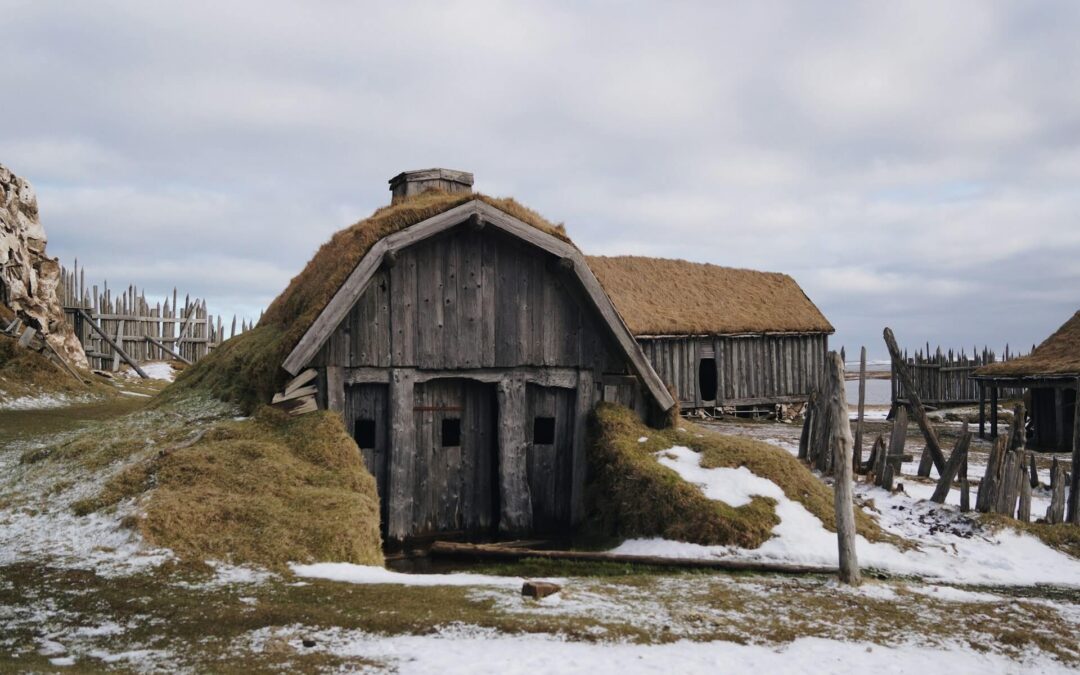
976, 310, 1080, 378
586, 255, 834, 336
168, 191, 569, 410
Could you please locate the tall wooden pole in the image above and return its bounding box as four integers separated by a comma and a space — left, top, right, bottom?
826, 351, 860, 585
883, 328, 946, 474
1068, 378, 1080, 524
854, 346, 867, 473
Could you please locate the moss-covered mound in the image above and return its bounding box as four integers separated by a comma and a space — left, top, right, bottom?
0, 333, 115, 402
168, 191, 568, 411
72, 405, 383, 568
586, 403, 889, 548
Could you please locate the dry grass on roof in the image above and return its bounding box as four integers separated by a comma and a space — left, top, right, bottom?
586, 255, 834, 336
169, 190, 568, 410
976, 310, 1080, 378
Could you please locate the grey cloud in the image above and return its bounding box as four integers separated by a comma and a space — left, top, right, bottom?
1, 0, 1078, 359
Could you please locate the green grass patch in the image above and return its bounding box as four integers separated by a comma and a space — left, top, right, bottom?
585, 403, 892, 549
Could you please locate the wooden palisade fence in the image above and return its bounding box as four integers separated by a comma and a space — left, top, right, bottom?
891, 345, 1025, 407
59, 261, 253, 374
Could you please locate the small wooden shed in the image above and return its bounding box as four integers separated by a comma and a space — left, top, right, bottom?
974, 310, 1080, 452
282, 170, 674, 545
587, 256, 834, 412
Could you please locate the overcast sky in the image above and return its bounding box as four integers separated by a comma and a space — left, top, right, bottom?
2, 1, 1078, 360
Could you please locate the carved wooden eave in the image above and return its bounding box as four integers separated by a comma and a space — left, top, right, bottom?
281, 199, 675, 412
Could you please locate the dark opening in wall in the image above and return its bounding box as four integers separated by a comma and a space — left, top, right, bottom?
533, 416, 556, 444
354, 419, 377, 449
441, 418, 461, 447
698, 357, 718, 401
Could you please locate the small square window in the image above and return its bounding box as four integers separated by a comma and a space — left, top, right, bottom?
354, 419, 377, 449
533, 416, 556, 445
441, 418, 461, 447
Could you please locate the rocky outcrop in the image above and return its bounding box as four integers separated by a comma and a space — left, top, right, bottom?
1, 163, 88, 368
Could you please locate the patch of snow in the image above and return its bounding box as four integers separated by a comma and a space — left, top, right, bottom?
238, 624, 1076, 674
139, 361, 176, 382
290, 562, 561, 588
657, 446, 782, 507
638, 436, 649, 443
0, 393, 90, 410
616, 445, 1080, 587
49, 656, 75, 666
120, 391, 151, 398
903, 585, 1002, 603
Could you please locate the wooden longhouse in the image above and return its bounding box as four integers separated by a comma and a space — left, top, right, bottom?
974, 311, 1080, 452
281, 169, 674, 545
587, 256, 834, 413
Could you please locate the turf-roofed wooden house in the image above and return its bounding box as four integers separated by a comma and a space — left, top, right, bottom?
587, 256, 834, 413
280, 169, 674, 545
974, 310, 1080, 452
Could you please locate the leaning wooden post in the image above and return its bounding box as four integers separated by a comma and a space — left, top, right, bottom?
883, 328, 946, 474
826, 351, 860, 585
854, 346, 867, 473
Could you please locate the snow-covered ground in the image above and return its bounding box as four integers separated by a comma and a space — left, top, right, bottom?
614, 443, 1080, 585
0, 392, 99, 411
2, 401, 1078, 672
238, 624, 1076, 674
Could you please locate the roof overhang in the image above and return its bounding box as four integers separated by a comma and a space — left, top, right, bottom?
282, 199, 676, 411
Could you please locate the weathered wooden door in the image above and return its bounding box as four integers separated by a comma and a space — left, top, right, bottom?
345, 383, 390, 532
525, 384, 576, 531
412, 378, 498, 537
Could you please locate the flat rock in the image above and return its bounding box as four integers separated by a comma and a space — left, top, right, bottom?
521, 580, 561, 599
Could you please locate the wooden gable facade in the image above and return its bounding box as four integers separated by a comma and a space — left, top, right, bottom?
283, 190, 673, 545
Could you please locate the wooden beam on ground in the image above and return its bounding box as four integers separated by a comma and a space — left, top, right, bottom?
42, 339, 85, 383
18, 326, 35, 348
883, 328, 946, 474
144, 335, 193, 365
428, 541, 839, 576
77, 309, 148, 378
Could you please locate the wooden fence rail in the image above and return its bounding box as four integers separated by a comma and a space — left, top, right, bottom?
59, 260, 254, 372
891, 345, 1026, 407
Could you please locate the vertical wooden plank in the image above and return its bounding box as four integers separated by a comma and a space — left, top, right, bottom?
1069, 380, 1080, 523
386, 369, 416, 541
570, 368, 593, 525
855, 346, 867, 472
326, 366, 344, 414
496, 376, 532, 534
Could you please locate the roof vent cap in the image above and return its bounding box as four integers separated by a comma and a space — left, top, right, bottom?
389, 168, 473, 204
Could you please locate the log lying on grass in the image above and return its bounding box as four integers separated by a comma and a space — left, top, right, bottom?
429, 541, 838, 576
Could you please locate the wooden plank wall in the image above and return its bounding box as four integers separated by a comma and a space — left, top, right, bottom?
891, 346, 1024, 406
314, 228, 625, 376
410, 378, 498, 536
639, 333, 828, 408
525, 384, 576, 531
58, 261, 250, 370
